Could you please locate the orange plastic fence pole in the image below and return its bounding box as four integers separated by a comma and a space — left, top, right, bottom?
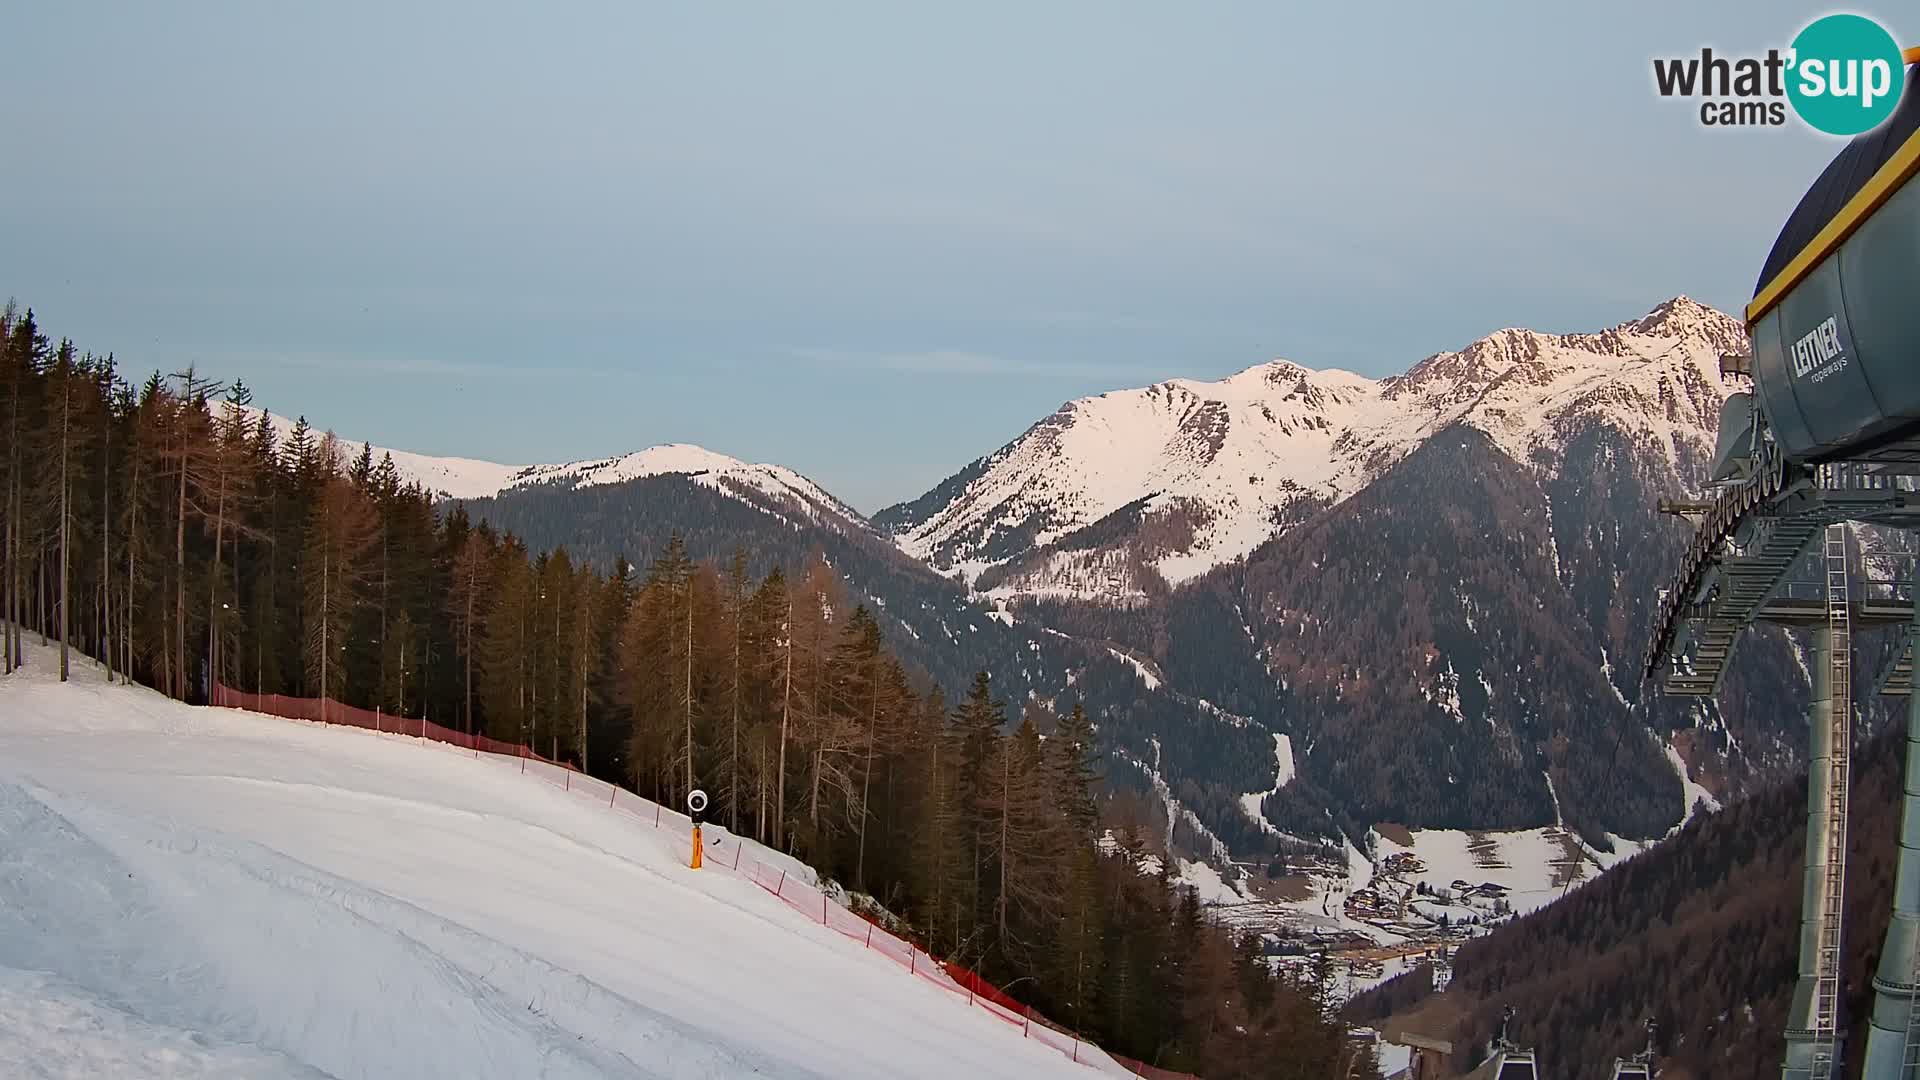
691, 824, 703, 870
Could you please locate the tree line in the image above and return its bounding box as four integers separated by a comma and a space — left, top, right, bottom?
0, 304, 1373, 1078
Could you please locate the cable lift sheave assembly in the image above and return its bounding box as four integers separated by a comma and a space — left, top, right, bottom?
1643, 50, 1920, 1080
1472, 1006, 1539, 1080
1607, 1019, 1659, 1080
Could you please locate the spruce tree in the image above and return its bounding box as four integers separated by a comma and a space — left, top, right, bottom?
301, 436, 379, 707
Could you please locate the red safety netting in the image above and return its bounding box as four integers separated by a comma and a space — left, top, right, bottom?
1110, 1057, 1200, 1079
945, 962, 1033, 1019
210, 682, 1196, 1079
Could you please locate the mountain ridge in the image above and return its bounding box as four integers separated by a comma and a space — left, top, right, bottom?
877, 295, 1741, 603
241, 407, 863, 532
247, 294, 1740, 583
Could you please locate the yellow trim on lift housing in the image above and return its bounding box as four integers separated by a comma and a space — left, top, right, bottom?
1747, 48, 1920, 327
1747, 124, 1920, 326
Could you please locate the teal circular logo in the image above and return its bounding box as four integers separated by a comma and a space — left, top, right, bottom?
1787, 14, 1906, 136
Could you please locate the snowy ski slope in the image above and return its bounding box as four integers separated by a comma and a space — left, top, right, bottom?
0, 646, 1117, 1079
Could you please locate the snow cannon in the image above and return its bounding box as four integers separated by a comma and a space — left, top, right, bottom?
1746, 49, 1920, 466
687, 788, 708, 870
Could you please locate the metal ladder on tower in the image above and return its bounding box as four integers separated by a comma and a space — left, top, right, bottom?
1812, 522, 1854, 1080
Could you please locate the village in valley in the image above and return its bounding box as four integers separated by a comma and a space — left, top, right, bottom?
1100, 813, 1601, 1006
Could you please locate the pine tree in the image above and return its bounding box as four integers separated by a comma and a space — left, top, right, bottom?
722, 549, 750, 832
585, 556, 634, 779
952, 670, 1005, 960
381, 608, 418, 715
205, 382, 261, 692
164, 368, 222, 700
797, 561, 857, 862
301, 435, 379, 708
50, 340, 80, 679
983, 714, 1066, 969
625, 534, 694, 799
1050, 702, 1100, 834
3, 310, 51, 673
447, 527, 494, 735
478, 538, 534, 742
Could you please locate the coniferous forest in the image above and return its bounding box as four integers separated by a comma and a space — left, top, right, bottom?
0, 305, 1375, 1079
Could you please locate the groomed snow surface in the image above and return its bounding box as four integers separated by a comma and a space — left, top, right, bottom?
0, 645, 1119, 1079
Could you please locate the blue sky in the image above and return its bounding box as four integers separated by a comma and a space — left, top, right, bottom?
0, 2, 1897, 511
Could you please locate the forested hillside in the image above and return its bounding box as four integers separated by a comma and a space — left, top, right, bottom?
462, 456, 1308, 869
891, 299, 1829, 851
1350, 714, 1909, 1079
0, 304, 1371, 1079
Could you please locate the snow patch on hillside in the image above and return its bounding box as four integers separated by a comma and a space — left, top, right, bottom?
1666, 741, 1722, 824
1107, 649, 1162, 691
1237, 734, 1295, 836
1172, 859, 1246, 906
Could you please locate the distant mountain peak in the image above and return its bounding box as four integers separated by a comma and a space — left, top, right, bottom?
509, 443, 757, 488
235, 407, 863, 529
881, 298, 1745, 599
1622, 294, 1748, 354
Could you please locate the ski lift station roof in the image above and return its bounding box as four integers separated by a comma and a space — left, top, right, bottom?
1748, 52, 1920, 465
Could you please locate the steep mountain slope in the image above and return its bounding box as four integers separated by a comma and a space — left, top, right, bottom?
0, 647, 1125, 1080
457, 470, 1289, 852
878, 297, 1744, 602
1348, 716, 1909, 1080
904, 298, 1822, 850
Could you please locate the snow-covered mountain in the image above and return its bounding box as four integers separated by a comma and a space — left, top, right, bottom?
243, 408, 857, 531
500, 444, 865, 531
877, 297, 1745, 601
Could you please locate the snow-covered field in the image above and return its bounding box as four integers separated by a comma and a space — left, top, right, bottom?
0, 646, 1113, 1079
1371, 826, 1586, 917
